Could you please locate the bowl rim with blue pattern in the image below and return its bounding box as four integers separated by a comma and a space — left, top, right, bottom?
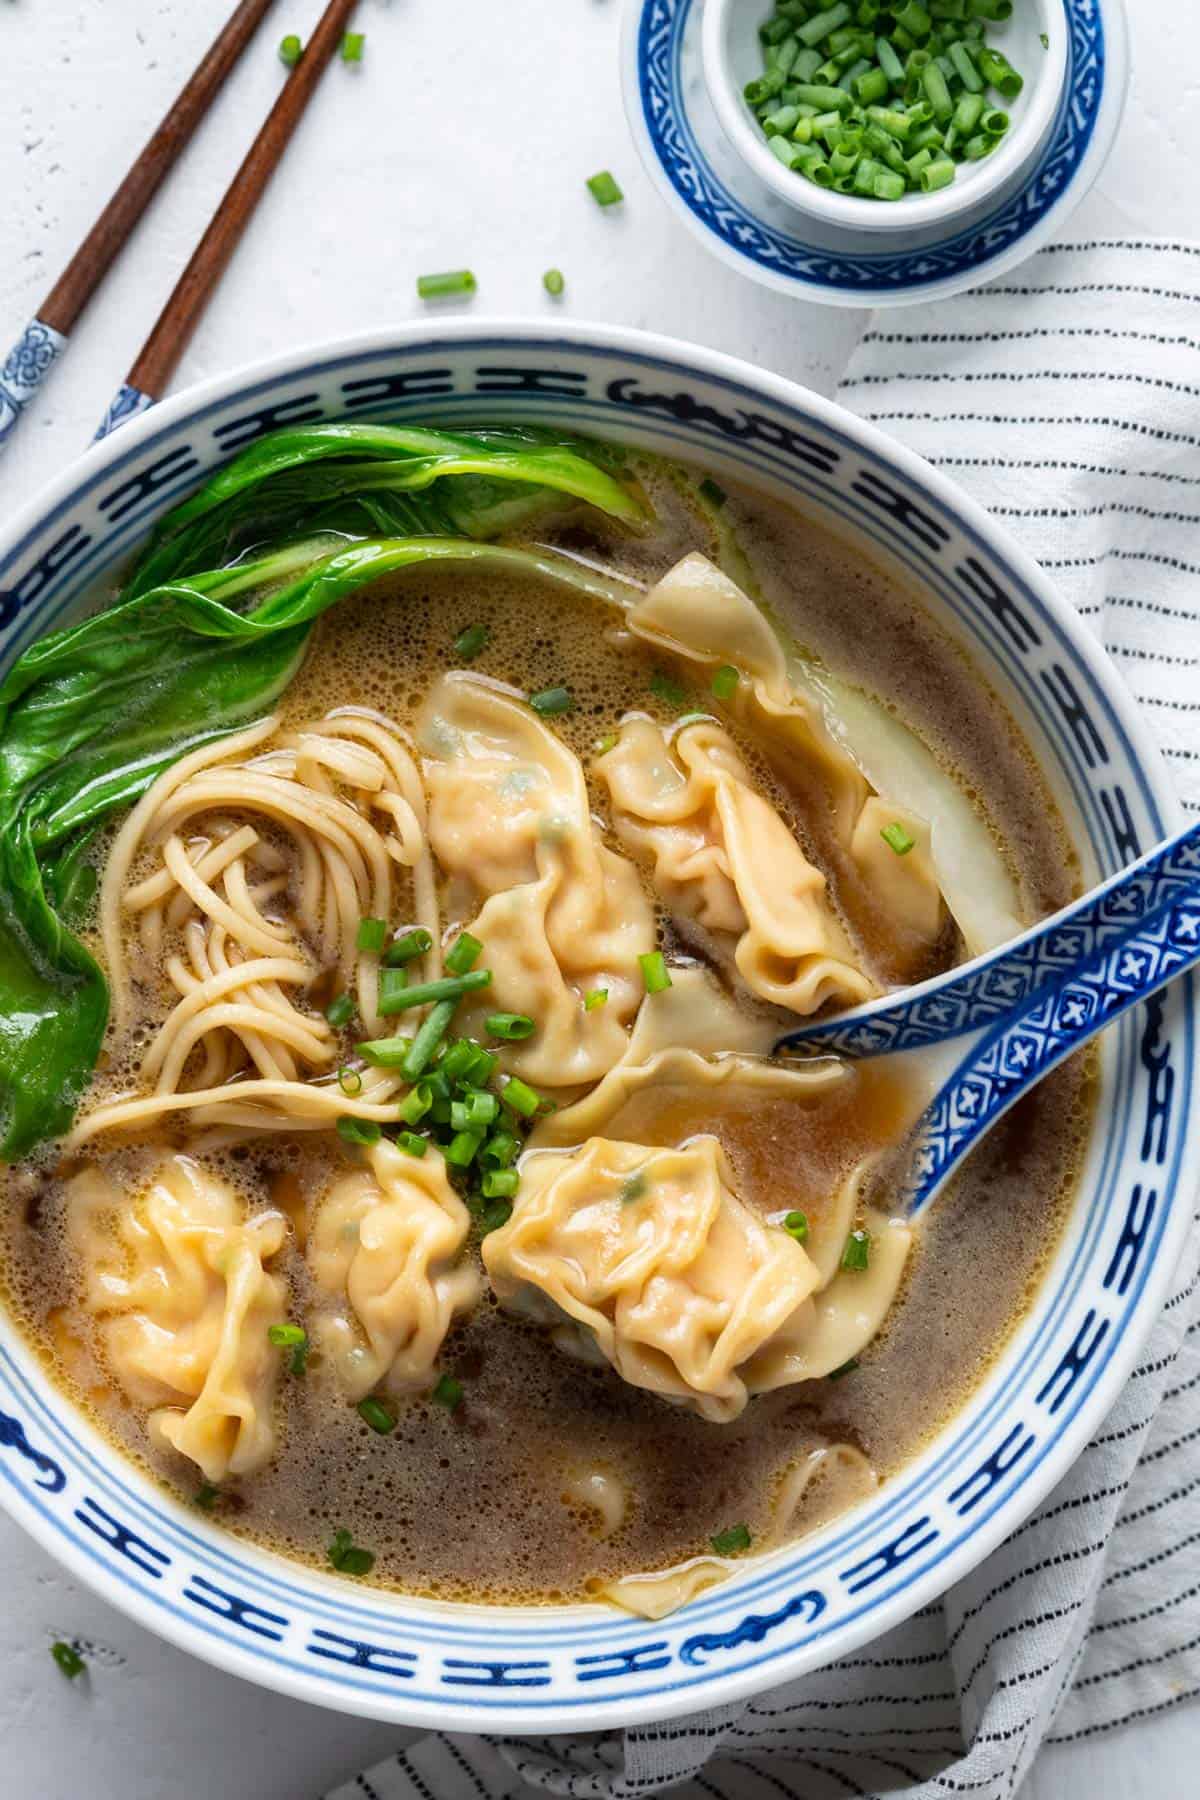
0, 319, 1191, 1731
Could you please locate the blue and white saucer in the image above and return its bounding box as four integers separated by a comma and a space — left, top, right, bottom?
621, 0, 1128, 308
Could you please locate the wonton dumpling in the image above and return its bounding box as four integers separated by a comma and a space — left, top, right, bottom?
597, 716, 874, 1015
419, 674, 655, 1083
849, 796, 943, 952
69, 1155, 287, 1483
307, 1138, 479, 1400
483, 1135, 823, 1423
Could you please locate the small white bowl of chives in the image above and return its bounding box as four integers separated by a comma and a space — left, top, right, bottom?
702, 0, 1067, 234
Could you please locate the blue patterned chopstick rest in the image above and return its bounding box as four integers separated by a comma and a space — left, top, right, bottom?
94, 384, 155, 442
0, 320, 67, 451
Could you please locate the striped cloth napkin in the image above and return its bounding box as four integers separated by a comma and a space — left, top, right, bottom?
329, 240, 1200, 1800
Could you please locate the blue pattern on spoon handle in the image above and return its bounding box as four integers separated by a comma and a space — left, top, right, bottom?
0, 320, 67, 451
777, 821, 1200, 1060
93, 383, 155, 441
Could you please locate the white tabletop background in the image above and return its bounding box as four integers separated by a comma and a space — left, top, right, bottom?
0, 1, 1196, 1794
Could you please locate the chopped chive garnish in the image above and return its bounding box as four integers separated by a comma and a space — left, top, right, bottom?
328, 1527, 375, 1577
401, 998, 458, 1081
649, 669, 688, 708
586, 170, 624, 206
396, 1130, 428, 1157
432, 1373, 464, 1411
356, 917, 387, 954
337, 1115, 382, 1148
194, 1482, 219, 1511
828, 1357, 860, 1379
452, 1091, 500, 1131
357, 1396, 396, 1435
880, 820, 916, 856
584, 988, 609, 1012
486, 1011, 536, 1041
416, 269, 477, 301
340, 30, 365, 61
445, 931, 483, 975
379, 967, 409, 1011
453, 622, 489, 661
502, 1076, 541, 1118
783, 1210, 809, 1243
358, 1036, 412, 1068
712, 664, 740, 701
480, 1199, 513, 1235
698, 476, 726, 508
529, 685, 573, 716
51, 1641, 86, 1679
398, 1083, 433, 1124
445, 1129, 485, 1167
337, 1064, 363, 1097
543, 267, 566, 296
710, 1523, 752, 1556
380, 970, 491, 1015
481, 1128, 518, 1168
639, 950, 672, 995
384, 927, 433, 966
841, 1228, 871, 1272
268, 1321, 309, 1376
279, 33, 302, 67
593, 731, 618, 755
481, 1168, 519, 1199
325, 991, 355, 1029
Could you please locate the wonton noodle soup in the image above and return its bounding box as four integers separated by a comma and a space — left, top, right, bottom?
0, 427, 1090, 1613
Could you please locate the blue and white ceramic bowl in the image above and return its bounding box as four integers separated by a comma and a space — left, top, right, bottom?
0, 322, 1191, 1730
622, 0, 1128, 306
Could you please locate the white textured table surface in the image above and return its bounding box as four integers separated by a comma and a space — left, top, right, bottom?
0, 2, 1196, 1795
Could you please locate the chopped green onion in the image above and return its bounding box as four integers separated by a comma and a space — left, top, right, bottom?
712, 665, 740, 702
279, 34, 303, 67
194, 1482, 220, 1511
337, 1116, 382, 1148
481, 1168, 519, 1199
356, 916, 387, 954
710, 1523, 752, 1556
481, 1128, 518, 1168
445, 931, 483, 976
698, 476, 726, 508
920, 155, 957, 190
453, 623, 489, 661
378, 967, 409, 1012
452, 1091, 500, 1131
357, 1396, 396, 1434
268, 1321, 309, 1377
432, 1373, 464, 1411
480, 1199, 512, 1235
325, 991, 355, 1029
445, 1128, 485, 1167
502, 1076, 542, 1118
379, 970, 491, 1015
358, 1036, 413, 1068
398, 1083, 433, 1125
384, 928, 433, 966
543, 268, 566, 296
51, 1642, 86, 1679
649, 669, 689, 708
340, 31, 365, 62
486, 1011, 536, 1041
328, 1528, 375, 1577
828, 1357, 860, 1379
842, 1228, 872, 1272
529, 685, 573, 716
416, 269, 477, 301
639, 950, 672, 995
401, 998, 458, 1080
881, 820, 916, 855
586, 170, 624, 207
783, 1210, 810, 1243
396, 1131, 428, 1157
593, 732, 618, 755
584, 988, 609, 1012
337, 1064, 363, 1097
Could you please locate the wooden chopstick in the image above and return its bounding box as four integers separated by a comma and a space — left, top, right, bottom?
99, 0, 361, 436
0, 0, 279, 453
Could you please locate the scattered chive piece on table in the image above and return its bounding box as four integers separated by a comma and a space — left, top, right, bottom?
337, 1064, 362, 1097
529, 685, 573, 716
842, 1228, 872, 1272
357, 1396, 396, 1435
881, 820, 916, 855
712, 664, 739, 701
328, 1528, 375, 1577
51, 1641, 86, 1679
444, 931, 483, 976
639, 950, 672, 995
829, 1357, 861, 1379
745, 0, 1023, 199
416, 269, 477, 301
432, 1373, 464, 1411
337, 1115, 382, 1148
783, 1210, 809, 1243
340, 31, 365, 62
325, 991, 355, 1029
453, 622, 488, 661
486, 1012, 536, 1041
356, 916, 387, 954
710, 1523, 752, 1556
279, 33, 302, 67
543, 268, 566, 296
584, 987, 609, 1012
384, 927, 432, 966
698, 476, 726, 508
586, 170, 624, 207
